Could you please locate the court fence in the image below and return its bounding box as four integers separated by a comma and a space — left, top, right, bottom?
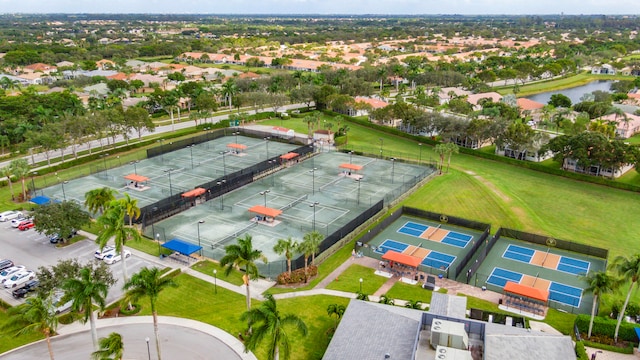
497, 228, 609, 260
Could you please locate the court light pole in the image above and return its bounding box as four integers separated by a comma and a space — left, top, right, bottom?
418, 143, 423, 164
30, 171, 37, 198
355, 178, 361, 205
264, 136, 270, 159
309, 168, 317, 195
156, 233, 161, 256
217, 180, 226, 210
349, 151, 353, 164
188, 144, 195, 169
390, 157, 396, 184
164, 169, 174, 196
197, 220, 204, 256
131, 160, 139, 175
260, 190, 270, 207
102, 153, 109, 175
220, 151, 228, 176
151, 207, 158, 246
213, 269, 217, 294
359, 278, 363, 293
310, 201, 319, 231
379, 138, 384, 159
233, 131, 239, 144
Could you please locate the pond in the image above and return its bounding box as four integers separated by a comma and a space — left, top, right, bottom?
525, 80, 614, 105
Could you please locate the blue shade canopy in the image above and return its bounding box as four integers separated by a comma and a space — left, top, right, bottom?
30, 196, 51, 205
162, 239, 202, 255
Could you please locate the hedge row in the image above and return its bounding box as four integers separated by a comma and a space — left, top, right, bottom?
575, 341, 589, 360
583, 338, 635, 354
575, 314, 640, 343
339, 113, 640, 193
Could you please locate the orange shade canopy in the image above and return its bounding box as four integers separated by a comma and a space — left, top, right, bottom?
248, 205, 283, 218
227, 143, 248, 150
181, 188, 206, 198
339, 163, 363, 171
280, 152, 299, 160
124, 174, 149, 182
381, 250, 422, 268
503, 281, 549, 302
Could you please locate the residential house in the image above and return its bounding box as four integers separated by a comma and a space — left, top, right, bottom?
96, 59, 116, 70
516, 98, 545, 122
466, 92, 503, 111
125, 60, 149, 72
591, 64, 616, 75
437, 87, 471, 105
24, 63, 57, 75
562, 158, 635, 178
55, 61, 75, 68
16, 72, 46, 85
598, 111, 640, 139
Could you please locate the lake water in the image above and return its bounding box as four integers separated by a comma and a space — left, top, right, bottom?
525, 80, 614, 105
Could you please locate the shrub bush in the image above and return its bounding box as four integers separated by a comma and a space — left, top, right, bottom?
276, 265, 318, 285
575, 341, 589, 360
57, 311, 79, 325
583, 339, 635, 354
119, 303, 141, 316
575, 314, 640, 342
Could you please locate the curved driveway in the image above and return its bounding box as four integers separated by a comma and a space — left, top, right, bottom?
0, 316, 256, 360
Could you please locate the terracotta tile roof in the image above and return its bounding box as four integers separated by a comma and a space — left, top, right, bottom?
24, 63, 56, 72
517, 98, 545, 111
355, 96, 389, 109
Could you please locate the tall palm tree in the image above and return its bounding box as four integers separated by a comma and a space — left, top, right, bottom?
221, 79, 238, 110
302, 230, 323, 266
241, 293, 308, 360
92, 332, 124, 360
85, 187, 117, 215
8, 292, 59, 360
1, 165, 14, 200
97, 201, 141, 285
221, 234, 267, 313
273, 237, 299, 275
611, 254, 640, 342
582, 271, 620, 339
62, 267, 109, 350
119, 193, 140, 227
124, 267, 177, 360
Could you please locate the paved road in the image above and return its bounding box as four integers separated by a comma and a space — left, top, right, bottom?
0, 103, 309, 170
0, 316, 255, 360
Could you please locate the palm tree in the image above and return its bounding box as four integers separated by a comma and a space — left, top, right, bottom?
92, 332, 124, 360
444, 142, 459, 173
405, 300, 423, 309
1, 165, 14, 200
221, 79, 238, 110
97, 201, 141, 286
124, 267, 177, 360
273, 237, 299, 275
326, 303, 346, 330
611, 254, 640, 342
378, 294, 395, 305
119, 193, 140, 227
7, 292, 59, 360
62, 267, 109, 350
85, 187, 117, 215
9, 159, 30, 200
582, 271, 620, 339
302, 230, 323, 266
221, 234, 267, 314
241, 293, 308, 360
434, 143, 447, 175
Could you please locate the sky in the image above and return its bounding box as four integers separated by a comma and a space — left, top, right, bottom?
0, 0, 639, 15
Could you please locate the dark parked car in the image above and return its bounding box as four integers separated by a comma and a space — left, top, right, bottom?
49, 230, 78, 244
0, 259, 14, 271
12, 279, 39, 299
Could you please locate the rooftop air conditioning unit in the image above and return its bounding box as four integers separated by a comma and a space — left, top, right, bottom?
430, 319, 469, 350
435, 346, 473, 360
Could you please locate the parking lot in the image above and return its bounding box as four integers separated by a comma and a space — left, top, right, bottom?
0, 219, 165, 307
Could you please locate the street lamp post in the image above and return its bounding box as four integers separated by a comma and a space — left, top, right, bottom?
355, 178, 361, 205
418, 143, 423, 164
390, 158, 396, 184
217, 180, 226, 210
260, 190, 270, 207
60, 180, 68, 201
164, 169, 174, 196
359, 278, 363, 293
197, 220, 205, 256
145, 337, 151, 360
310, 202, 319, 231
309, 168, 317, 195
379, 138, 384, 159
156, 233, 161, 256
213, 269, 218, 294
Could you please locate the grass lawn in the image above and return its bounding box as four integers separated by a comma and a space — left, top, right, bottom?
0, 308, 45, 355
385, 281, 448, 304
137, 273, 347, 360
191, 260, 246, 286
325, 264, 389, 294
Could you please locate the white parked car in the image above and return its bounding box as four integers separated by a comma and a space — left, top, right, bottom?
0, 211, 23, 222
4, 270, 36, 288
103, 250, 131, 265
94, 246, 116, 260
51, 290, 72, 314
10, 215, 28, 227
0, 265, 26, 283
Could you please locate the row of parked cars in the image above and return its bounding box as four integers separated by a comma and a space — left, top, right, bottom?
0, 259, 37, 298
94, 246, 131, 265
0, 211, 35, 231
